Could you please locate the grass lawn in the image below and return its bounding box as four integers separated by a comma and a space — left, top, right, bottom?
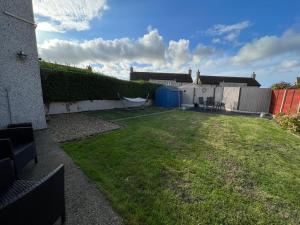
62, 108, 300, 225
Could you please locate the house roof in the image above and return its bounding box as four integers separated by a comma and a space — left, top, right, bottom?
130, 71, 193, 83
198, 75, 261, 87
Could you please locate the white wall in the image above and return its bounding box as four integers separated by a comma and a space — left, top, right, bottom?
0, 0, 46, 129
149, 79, 190, 87
179, 85, 271, 113
46, 100, 152, 115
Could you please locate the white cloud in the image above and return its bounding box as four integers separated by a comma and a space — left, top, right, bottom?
36, 22, 65, 33
167, 39, 191, 69
38, 28, 166, 66
33, 0, 108, 32
207, 21, 251, 36
280, 59, 300, 70
38, 27, 300, 86
206, 20, 251, 44
233, 29, 300, 64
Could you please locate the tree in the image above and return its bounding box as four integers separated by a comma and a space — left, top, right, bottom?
86, 65, 93, 72
271, 82, 292, 90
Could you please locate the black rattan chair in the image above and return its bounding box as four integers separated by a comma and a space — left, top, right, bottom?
0, 158, 65, 225
7, 123, 33, 128
206, 97, 215, 111
198, 97, 205, 110
0, 126, 37, 176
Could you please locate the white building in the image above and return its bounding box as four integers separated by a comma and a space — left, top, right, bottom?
0, 0, 46, 129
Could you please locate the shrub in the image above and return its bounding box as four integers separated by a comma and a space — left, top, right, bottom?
271, 82, 292, 90
275, 113, 300, 133
40, 63, 160, 103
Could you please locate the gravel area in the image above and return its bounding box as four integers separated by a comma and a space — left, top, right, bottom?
47, 113, 120, 142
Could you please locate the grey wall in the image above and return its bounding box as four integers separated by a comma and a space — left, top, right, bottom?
0, 0, 46, 129
238, 87, 271, 113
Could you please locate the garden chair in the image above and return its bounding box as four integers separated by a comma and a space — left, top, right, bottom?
198, 97, 205, 110
0, 126, 37, 176
0, 158, 65, 225
7, 122, 33, 128
206, 97, 215, 112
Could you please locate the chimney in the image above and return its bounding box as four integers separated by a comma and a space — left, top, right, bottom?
196, 69, 200, 84
188, 68, 192, 75
130, 66, 133, 73
251, 72, 256, 79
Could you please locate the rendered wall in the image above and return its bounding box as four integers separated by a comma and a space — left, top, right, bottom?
0, 0, 46, 129
46, 100, 152, 115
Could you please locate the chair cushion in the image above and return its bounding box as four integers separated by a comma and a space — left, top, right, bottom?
0, 180, 35, 206
13, 143, 34, 155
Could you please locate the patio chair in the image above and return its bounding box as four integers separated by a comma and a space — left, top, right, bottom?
0, 126, 37, 176
214, 102, 225, 112
206, 97, 215, 111
0, 158, 65, 225
7, 122, 32, 128
198, 97, 205, 110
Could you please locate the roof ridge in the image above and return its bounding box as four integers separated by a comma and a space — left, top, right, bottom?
131, 71, 190, 75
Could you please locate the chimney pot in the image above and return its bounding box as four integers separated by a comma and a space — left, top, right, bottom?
251, 72, 256, 79
188, 68, 192, 75
130, 66, 133, 73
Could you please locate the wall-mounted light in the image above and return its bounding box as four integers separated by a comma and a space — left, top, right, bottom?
17, 51, 27, 59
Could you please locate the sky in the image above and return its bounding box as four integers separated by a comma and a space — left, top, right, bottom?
33, 0, 300, 87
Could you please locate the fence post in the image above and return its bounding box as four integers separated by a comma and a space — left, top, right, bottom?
279, 89, 287, 113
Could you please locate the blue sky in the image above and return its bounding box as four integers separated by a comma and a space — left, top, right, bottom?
33, 0, 300, 87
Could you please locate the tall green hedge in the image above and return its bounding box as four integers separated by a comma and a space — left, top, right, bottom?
40, 68, 160, 103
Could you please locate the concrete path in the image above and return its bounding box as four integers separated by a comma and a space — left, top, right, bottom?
20, 130, 123, 225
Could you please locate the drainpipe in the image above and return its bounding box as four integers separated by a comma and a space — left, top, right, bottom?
5, 88, 12, 123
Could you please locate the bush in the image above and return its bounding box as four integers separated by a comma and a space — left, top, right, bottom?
271, 82, 292, 90
275, 113, 300, 133
271, 82, 300, 90
40, 64, 160, 103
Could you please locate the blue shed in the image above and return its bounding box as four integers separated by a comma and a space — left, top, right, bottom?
155, 86, 182, 108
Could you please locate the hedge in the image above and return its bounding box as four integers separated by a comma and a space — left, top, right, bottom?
40, 68, 160, 103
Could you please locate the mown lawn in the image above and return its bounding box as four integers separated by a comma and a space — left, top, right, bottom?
62, 108, 300, 225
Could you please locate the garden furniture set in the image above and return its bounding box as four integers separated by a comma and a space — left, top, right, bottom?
197, 97, 225, 111
0, 123, 66, 225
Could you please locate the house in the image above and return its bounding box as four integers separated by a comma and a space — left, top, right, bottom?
130, 67, 193, 87
195, 71, 261, 87
0, 0, 46, 129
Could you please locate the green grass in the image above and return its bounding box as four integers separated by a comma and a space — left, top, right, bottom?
62, 108, 300, 225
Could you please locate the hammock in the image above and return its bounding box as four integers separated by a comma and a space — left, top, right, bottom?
123, 97, 147, 103
118, 93, 150, 110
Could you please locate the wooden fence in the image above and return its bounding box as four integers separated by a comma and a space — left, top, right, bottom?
269, 89, 300, 115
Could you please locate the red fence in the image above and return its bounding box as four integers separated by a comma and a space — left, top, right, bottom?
269, 89, 300, 114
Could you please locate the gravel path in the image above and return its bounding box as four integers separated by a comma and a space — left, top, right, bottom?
48, 113, 120, 142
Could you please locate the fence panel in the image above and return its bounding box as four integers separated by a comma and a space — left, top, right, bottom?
223, 87, 240, 111
238, 87, 271, 113
269, 89, 300, 114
